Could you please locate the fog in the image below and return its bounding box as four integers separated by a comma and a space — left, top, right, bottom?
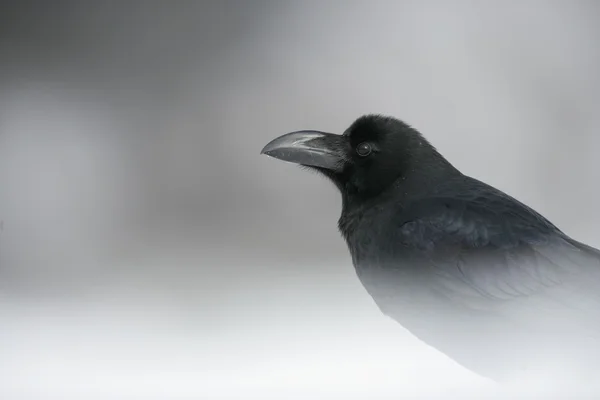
1, 1, 599, 398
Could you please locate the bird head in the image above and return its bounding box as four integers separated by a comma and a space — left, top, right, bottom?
261, 114, 454, 203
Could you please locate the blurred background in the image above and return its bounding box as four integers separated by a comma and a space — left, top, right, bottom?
1, 1, 599, 398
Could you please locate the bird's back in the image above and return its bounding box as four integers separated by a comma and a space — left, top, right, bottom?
341, 175, 600, 382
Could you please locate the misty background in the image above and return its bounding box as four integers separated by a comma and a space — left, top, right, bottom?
1, 1, 599, 398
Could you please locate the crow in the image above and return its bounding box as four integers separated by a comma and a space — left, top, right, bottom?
260, 114, 600, 384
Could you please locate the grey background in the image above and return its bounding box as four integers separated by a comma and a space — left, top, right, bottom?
0, 1, 599, 398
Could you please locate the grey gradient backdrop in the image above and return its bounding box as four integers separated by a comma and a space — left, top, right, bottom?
1, 1, 600, 398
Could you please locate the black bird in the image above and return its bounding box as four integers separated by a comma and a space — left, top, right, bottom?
261, 114, 600, 383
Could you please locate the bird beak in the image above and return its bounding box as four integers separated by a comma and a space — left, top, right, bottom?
260, 130, 347, 172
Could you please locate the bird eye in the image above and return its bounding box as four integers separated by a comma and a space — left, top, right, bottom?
356, 142, 372, 157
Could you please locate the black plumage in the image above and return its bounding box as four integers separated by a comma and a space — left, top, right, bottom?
261, 114, 600, 382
